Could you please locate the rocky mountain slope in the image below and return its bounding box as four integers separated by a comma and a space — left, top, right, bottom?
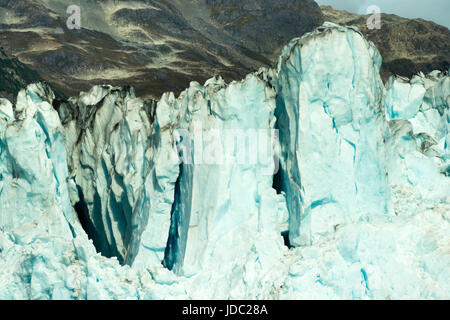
0, 1, 448, 100
0, 46, 45, 102
321, 5, 450, 81
0, 0, 323, 100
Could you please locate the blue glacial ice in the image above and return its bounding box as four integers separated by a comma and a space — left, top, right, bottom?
0, 22, 449, 299
57, 85, 175, 268
275, 24, 392, 247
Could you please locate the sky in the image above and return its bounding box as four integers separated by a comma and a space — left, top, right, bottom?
316, 0, 450, 28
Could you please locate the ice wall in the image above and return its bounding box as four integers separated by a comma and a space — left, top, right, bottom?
159, 72, 288, 297
57, 85, 179, 268
276, 23, 392, 247
385, 71, 449, 202
0, 83, 188, 299
276, 70, 450, 300
0, 84, 76, 244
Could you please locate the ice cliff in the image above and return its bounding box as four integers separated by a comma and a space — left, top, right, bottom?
275, 24, 392, 247
0, 23, 449, 299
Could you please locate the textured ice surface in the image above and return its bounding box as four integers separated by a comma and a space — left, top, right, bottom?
0, 84, 187, 299
0, 84, 76, 244
57, 85, 176, 268
159, 72, 288, 298
276, 24, 392, 247
385, 72, 449, 201
0, 23, 449, 299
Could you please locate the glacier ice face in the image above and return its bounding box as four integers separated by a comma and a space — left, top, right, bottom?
276, 64, 450, 298
0, 83, 76, 244
277, 208, 450, 299
0, 23, 449, 300
385, 76, 427, 120
57, 85, 177, 268
385, 72, 449, 201
0, 83, 188, 300
275, 23, 392, 247
0, 227, 189, 300
159, 72, 288, 298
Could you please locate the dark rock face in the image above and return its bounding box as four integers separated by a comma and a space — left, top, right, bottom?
0, 0, 323, 100
0, 47, 45, 103
321, 5, 450, 81
206, 0, 324, 59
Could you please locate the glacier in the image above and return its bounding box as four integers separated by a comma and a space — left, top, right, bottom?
0, 22, 448, 299
275, 24, 392, 247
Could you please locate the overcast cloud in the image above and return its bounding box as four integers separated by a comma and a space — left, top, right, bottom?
316, 0, 450, 28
